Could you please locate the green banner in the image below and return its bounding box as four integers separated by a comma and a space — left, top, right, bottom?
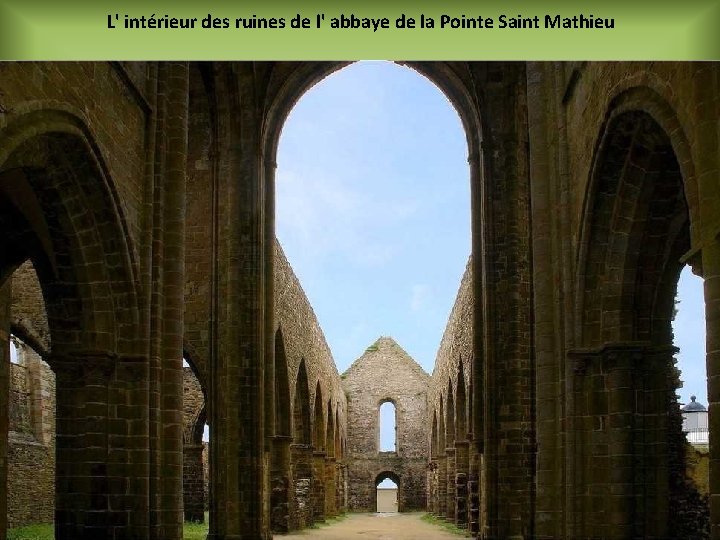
0, 0, 719, 60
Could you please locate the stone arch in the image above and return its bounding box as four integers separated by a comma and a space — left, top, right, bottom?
182, 350, 208, 523
0, 111, 140, 355
262, 62, 482, 169
579, 110, 690, 347
292, 359, 311, 445
182, 352, 207, 446
0, 110, 144, 538
573, 104, 699, 538
374, 470, 401, 512
576, 86, 700, 346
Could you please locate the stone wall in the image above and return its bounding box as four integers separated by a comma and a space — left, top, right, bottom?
343, 337, 428, 512
273, 242, 348, 531
10, 262, 49, 356
182, 367, 206, 522
426, 258, 476, 530
7, 345, 55, 528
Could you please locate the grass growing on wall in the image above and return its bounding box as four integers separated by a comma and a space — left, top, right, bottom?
8, 521, 211, 540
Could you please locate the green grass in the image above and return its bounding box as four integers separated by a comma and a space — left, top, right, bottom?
8, 524, 54, 540
183, 519, 209, 540
421, 513, 469, 536
8, 519, 210, 540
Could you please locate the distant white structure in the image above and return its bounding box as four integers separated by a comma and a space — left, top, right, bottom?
681, 395, 709, 445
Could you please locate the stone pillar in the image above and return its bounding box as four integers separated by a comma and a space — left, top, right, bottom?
290, 444, 313, 530
324, 456, 337, 518
335, 463, 344, 514
605, 349, 635, 538
183, 444, 206, 522
427, 461, 438, 514
270, 436, 291, 533
445, 447, 456, 522
568, 344, 674, 539
0, 281, 10, 540
54, 353, 113, 539
455, 440, 470, 528
704, 239, 720, 539
208, 63, 268, 540
468, 447, 481, 537
159, 60, 189, 540
312, 450, 326, 523
437, 455, 447, 517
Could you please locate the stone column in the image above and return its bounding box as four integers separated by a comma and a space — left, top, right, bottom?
568, 344, 675, 539
703, 238, 720, 538
208, 63, 268, 540
468, 448, 481, 537
455, 440, 470, 528
183, 444, 206, 522
312, 450, 327, 523
605, 349, 636, 538
324, 456, 337, 518
290, 444, 313, 530
0, 281, 10, 540
335, 463, 344, 514
54, 353, 115, 539
427, 461, 438, 514
437, 455, 447, 517
445, 447, 456, 522
159, 60, 189, 540
270, 436, 292, 533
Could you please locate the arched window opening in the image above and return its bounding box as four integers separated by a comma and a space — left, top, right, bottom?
313, 383, 325, 451
9, 335, 20, 364
293, 360, 311, 445
182, 354, 208, 525
674, 265, 707, 445
375, 472, 400, 513
276, 61, 470, 377
378, 400, 397, 452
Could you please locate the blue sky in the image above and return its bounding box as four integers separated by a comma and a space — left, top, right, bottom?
276, 61, 470, 376
675, 266, 707, 406
275, 61, 708, 408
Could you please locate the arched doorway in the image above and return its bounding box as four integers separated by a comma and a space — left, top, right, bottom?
375, 471, 401, 513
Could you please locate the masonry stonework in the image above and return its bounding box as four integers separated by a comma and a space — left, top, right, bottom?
343, 337, 429, 512
1, 61, 719, 540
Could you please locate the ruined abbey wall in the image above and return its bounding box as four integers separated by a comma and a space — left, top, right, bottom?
2, 61, 720, 540
7, 347, 55, 528
342, 337, 428, 512
426, 258, 475, 529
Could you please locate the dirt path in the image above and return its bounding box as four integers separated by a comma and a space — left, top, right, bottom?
281, 513, 466, 539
